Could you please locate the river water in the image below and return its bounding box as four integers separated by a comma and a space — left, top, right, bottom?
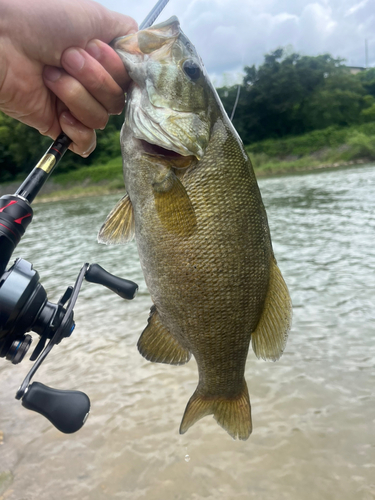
0, 164, 374, 500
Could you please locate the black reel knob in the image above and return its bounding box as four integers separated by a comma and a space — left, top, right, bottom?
85, 263, 138, 300
22, 382, 90, 434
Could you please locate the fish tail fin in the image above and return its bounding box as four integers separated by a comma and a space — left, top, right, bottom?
179, 381, 252, 440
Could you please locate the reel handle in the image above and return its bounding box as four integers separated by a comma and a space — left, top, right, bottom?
85, 263, 138, 300
21, 382, 90, 434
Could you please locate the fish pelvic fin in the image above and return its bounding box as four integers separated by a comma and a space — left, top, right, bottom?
97, 193, 135, 245
153, 170, 197, 238
179, 382, 252, 441
138, 306, 191, 365
251, 258, 292, 361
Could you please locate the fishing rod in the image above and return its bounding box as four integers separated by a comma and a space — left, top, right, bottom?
0, 0, 169, 434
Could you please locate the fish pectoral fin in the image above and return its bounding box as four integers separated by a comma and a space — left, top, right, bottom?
153, 170, 197, 238
97, 194, 135, 245
251, 258, 292, 361
138, 306, 191, 365
180, 382, 252, 441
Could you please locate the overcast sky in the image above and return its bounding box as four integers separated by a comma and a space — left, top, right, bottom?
97, 0, 374, 85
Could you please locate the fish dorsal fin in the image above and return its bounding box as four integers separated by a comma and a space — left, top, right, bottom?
97, 194, 135, 245
251, 259, 292, 361
138, 306, 191, 365
153, 170, 197, 238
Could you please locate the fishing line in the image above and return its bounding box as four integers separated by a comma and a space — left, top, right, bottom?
230, 84, 241, 121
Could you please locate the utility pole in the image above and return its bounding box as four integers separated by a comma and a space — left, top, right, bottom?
365, 39, 369, 69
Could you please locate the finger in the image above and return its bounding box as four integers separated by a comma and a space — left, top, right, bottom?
43, 66, 109, 130
61, 46, 125, 115
85, 39, 130, 90
38, 99, 95, 157
43, 100, 96, 157
37, 92, 62, 139
59, 110, 96, 157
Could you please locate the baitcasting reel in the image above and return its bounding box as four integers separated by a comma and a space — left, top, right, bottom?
0, 134, 138, 433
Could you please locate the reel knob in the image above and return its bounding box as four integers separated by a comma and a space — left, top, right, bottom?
85, 264, 138, 300
21, 382, 90, 434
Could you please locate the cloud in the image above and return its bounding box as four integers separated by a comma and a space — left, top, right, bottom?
99, 0, 375, 76
298, 3, 337, 53
345, 0, 369, 16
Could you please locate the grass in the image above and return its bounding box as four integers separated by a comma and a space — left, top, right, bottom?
247, 122, 375, 176
36, 156, 125, 201
246, 122, 375, 158
52, 156, 123, 186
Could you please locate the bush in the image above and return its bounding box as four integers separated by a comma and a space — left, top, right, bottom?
246, 122, 375, 159
53, 156, 123, 185
361, 104, 375, 122
346, 132, 375, 159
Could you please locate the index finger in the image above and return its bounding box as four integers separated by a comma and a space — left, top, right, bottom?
85, 39, 130, 90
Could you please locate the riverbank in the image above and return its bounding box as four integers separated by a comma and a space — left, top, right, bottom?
1, 122, 374, 202
0, 156, 125, 202
0, 156, 370, 204
247, 121, 375, 176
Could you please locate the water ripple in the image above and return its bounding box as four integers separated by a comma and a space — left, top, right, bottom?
1, 166, 375, 499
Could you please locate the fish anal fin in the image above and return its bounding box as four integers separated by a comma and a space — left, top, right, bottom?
179, 382, 252, 441
98, 193, 135, 245
251, 258, 292, 361
153, 170, 197, 238
138, 306, 191, 365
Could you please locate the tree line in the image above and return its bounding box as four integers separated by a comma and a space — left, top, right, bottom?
1, 48, 375, 182
218, 49, 375, 144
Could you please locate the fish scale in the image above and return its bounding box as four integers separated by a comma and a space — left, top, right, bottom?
99, 16, 292, 440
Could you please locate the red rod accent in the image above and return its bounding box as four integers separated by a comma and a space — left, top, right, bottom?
14, 213, 32, 224
0, 222, 16, 237
0, 200, 17, 212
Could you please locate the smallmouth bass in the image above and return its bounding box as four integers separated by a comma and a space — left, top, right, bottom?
99, 17, 292, 440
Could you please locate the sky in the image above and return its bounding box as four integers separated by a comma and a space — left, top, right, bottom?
97, 0, 375, 85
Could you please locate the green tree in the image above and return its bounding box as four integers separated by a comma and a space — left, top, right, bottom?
300, 72, 366, 130
358, 67, 375, 97
0, 112, 50, 181
217, 49, 371, 144
0, 111, 124, 182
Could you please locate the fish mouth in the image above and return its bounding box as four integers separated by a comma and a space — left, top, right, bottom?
140, 140, 195, 168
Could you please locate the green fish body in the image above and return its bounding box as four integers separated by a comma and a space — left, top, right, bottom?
99, 17, 292, 440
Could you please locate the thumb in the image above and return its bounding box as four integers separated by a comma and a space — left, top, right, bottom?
80, 3, 138, 45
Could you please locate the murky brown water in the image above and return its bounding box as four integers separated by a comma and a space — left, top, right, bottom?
1, 165, 375, 500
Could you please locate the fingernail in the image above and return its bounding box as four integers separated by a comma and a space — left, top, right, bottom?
61, 111, 77, 126
64, 48, 85, 71
82, 135, 96, 157
82, 144, 95, 157
86, 40, 101, 61
44, 66, 62, 82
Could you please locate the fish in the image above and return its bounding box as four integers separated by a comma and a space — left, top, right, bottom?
98, 17, 292, 440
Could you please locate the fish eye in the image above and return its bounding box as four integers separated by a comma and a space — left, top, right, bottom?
183, 60, 201, 80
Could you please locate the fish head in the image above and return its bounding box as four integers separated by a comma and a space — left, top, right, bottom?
113, 17, 218, 161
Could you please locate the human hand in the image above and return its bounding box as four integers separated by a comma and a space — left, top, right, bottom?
0, 0, 137, 156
